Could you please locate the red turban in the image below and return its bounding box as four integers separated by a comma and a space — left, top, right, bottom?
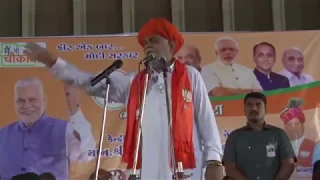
280, 108, 306, 124
137, 18, 184, 54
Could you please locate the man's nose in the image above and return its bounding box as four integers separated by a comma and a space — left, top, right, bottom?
262, 56, 268, 61
179, 58, 187, 63
251, 106, 258, 110
292, 59, 301, 65
22, 101, 32, 108
225, 51, 231, 55
225, 49, 233, 54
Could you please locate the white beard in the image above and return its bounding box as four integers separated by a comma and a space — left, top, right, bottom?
217, 56, 236, 65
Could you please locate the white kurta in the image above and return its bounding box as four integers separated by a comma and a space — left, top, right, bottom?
291, 136, 304, 157
68, 109, 96, 162
279, 69, 313, 87
51, 58, 223, 180
201, 60, 262, 92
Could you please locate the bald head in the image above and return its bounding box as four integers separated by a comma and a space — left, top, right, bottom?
282, 48, 303, 60
282, 48, 304, 74
175, 44, 201, 71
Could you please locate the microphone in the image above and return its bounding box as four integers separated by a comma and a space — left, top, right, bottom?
139, 53, 158, 65
90, 59, 123, 86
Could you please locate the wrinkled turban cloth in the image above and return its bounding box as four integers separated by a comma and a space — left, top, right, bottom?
137, 18, 184, 54
280, 108, 306, 124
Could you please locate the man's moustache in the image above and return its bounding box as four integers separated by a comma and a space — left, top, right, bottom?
250, 111, 258, 115
217, 56, 235, 62
20, 111, 36, 115
145, 49, 154, 56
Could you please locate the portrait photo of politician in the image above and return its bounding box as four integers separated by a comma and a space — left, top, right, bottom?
64, 83, 97, 142
0, 77, 96, 180
253, 42, 290, 91
280, 98, 315, 169
201, 36, 262, 97
280, 47, 314, 87
175, 44, 202, 72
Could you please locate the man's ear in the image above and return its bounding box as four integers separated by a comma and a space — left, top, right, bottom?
43, 95, 47, 108
169, 41, 176, 54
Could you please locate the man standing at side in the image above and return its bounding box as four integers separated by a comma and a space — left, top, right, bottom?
253, 42, 290, 91
223, 92, 296, 180
201, 36, 262, 96
24, 18, 223, 180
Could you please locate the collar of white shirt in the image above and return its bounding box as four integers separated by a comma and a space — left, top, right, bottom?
150, 61, 175, 77
280, 69, 307, 81
216, 60, 233, 69
291, 136, 304, 153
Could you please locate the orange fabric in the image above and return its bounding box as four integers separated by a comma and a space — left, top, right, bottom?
122, 60, 195, 169
137, 18, 184, 54
280, 108, 306, 124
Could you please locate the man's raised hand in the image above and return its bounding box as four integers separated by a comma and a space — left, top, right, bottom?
24, 42, 58, 67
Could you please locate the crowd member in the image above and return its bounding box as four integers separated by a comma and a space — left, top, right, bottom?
11, 172, 40, 180
89, 169, 112, 180
39, 172, 56, 180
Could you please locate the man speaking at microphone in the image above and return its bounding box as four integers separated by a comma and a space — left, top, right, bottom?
24, 18, 223, 180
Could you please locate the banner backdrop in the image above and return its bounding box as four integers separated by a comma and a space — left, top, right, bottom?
1, 31, 320, 180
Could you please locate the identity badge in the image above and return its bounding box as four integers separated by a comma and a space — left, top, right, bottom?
266, 144, 276, 157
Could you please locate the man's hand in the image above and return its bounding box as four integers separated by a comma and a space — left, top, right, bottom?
64, 84, 80, 115
24, 42, 58, 67
205, 164, 223, 180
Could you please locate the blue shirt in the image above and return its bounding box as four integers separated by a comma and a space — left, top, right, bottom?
254, 69, 290, 91
313, 143, 320, 165
0, 114, 68, 180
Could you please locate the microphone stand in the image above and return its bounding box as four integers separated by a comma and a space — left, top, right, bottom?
93, 77, 111, 180
162, 63, 186, 180
129, 63, 151, 180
